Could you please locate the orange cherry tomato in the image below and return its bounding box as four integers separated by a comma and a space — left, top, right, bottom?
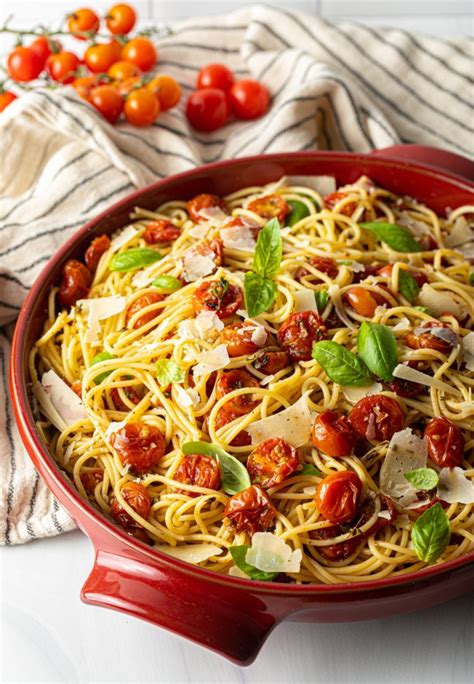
247, 438, 298, 489
349, 395, 404, 442
224, 485, 277, 534
106, 3, 137, 35
194, 279, 243, 319
315, 471, 362, 524
89, 84, 124, 123
174, 454, 221, 496
58, 259, 92, 308
143, 219, 180, 244
122, 37, 157, 72
187, 193, 228, 222
7, 46, 43, 82
220, 321, 266, 357
29, 36, 62, 68
84, 234, 111, 272
147, 74, 181, 111
343, 286, 387, 317
110, 422, 166, 473
46, 51, 80, 84
126, 292, 164, 328
278, 310, 328, 362
72, 75, 100, 99
405, 322, 456, 353
229, 80, 270, 120
124, 87, 160, 127
253, 349, 290, 375
324, 191, 356, 216
85, 42, 119, 73
424, 417, 464, 468
114, 75, 141, 96
215, 369, 260, 415
247, 194, 290, 223
67, 8, 100, 38
311, 410, 356, 457
0, 91, 17, 112
108, 59, 140, 81
110, 482, 151, 528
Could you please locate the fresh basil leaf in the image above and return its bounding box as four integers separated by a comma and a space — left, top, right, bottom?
151, 275, 182, 291
181, 440, 251, 495
252, 218, 282, 278
244, 272, 278, 318
360, 222, 421, 253
314, 290, 329, 313
338, 260, 353, 265
398, 270, 420, 303
229, 545, 278, 581
357, 321, 398, 382
415, 306, 434, 316
156, 359, 185, 387
405, 467, 439, 491
298, 464, 323, 477
312, 341, 372, 386
90, 351, 116, 385
109, 248, 162, 272
411, 502, 451, 564
287, 199, 310, 226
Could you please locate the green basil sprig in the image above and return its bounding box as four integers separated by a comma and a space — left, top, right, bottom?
298, 464, 323, 477
244, 273, 278, 318
398, 270, 420, 303
244, 218, 282, 317
229, 545, 277, 581
109, 248, 162, 272
156, 359, 185, 387
181, 441, 250, 495
287, 199, 310, 226
152, 275, 182, 292
314, 290, 329, 313
415, 306, 434, 316
411, 502, 451, 564
360, 222, 421, 253
90, 351, 116, 385
312, 341, 372, 387
405, 467, 439, 491
357, 321, 398, 382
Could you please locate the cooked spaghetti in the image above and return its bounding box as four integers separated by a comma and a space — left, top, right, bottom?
30, 175, 474, 584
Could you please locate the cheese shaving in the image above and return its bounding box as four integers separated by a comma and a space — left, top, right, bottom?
294, 288, 318, 313
37, 370, 87, 429
110, 225, 138, 252
247, 394, 313, 447
379, 429, 427, 506
462, 332, 474, 371
444, 217, 474, 248
182, 252, 216, 282
197, 206, 228, 224
174, 385, 200, 407
220, 225, 256, 252
391, 317, 411, 332
418, 284, 463, 318
343, 382, 383, 404
437, 467, 474, 504
246, 532, 302, 573
157, 543, 223, 564
193, 344, 230, 376
77, 296, 127, 343
392, 364, 460, 395
328, 284, 356, 329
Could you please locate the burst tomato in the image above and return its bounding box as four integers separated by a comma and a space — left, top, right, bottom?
80, 468, 104, 493
122, 37, 157, 72
174, 455, 221, 496
110, 384, 142, 412
311, 410, 356, 457
67, 8, 100, 38
253, 349, 290, 375
424, 417, 464, 468
58, 259, 92, 308
124, 87, 160, 126
324, 191, 356, 216
309, 525, 361, 561
186, 88, 230, 132
295, 255, 339, 282
349, 395, 404, 442
224, 484, 277, 534
143, 219, 180, 244
106, 3, 137, 35
315, 471, 362, 524
84, 234, 111, 272
7, 46, 43, 82
405, 322, 456, 353
247, 438, 299, 488
247, 194, 290, 223
194, 279, 243, 319
220, 321, 266, 357
213, 407, 252, 447
215, 369, 260, 415
343, 286, 387, 317
147, 74, 181, 111
110, 422, 166, 472
126, 292, 164, 328
110, 482, 151, 528
46, 51, 80, 84
278, 310, 328, 362
229, 80, 270, 120
187, 193, 228, 222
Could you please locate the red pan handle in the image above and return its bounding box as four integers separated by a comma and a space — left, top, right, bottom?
371, 144, 474, 182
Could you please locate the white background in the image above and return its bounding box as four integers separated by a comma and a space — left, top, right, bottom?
1, 1, 473, 683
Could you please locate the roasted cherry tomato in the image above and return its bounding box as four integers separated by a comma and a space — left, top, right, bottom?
85, 234, 111, 272
110, 384, 142, 412
343, 286, 387, 317
110, 422, 166, 472
405, 322, 456, 353
126, 292, 164, 328
85, 42, 118, 74
224, 484, 277, 534
357, 494, 398, 535
349, 395, 404, 442
0, 91, 17, 112
222, 215, 261, 240
309, 525, 361, 561
229, 80, 270, 120
295, 255, 338, 282
315, 470, 362, 524
107, 59, 140, 81
110, 481, 151, 528
30, 36, 61, 68
124, 87, 160, 126
106, 3, 137, 35
89, 84, 124, 123
215, 369, 260, 415
192, 237, 225, 266
324, 191, 356, 216
253, 349, 290, 375
174, 454, 221, 496
186, 88, 230, 132
58, 259, 92, 308
187, 193, 228, 222
67, 8, 100, 38
247, 438, 299, 488
122, 37, 157, 72
194, 279, 243, 319
424, 417, 464, 468
385, 361, 425, 398
213, 407, 252, 447
46, 51, 80, 84
197, 63, 234, 92
247, 194, 290, 223
351, 264, 382, 284
147, 74, 181, 111
311, 410, 356, 458
7, 46, 43, 82
278, 310, 328, 362
80, 468, 103, 493
220, 321, 266, 357
143, 219, 180, 244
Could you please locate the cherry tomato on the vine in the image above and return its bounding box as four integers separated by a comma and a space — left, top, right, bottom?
186, 88, 230, 132
46, 51, 80, 84
122, 37, 157, 72
89, 84, 124, 123
67, 8, 100, 39
196, 63, 234, 92
0, 91, 17, 112
124, 87, 160, 126
229, 79, 270, 120
106, 3, 137, 35
72, 74, 105, 99
147, 74, 181, 111
29, 36, 61, 68
7, 46, 43, 82
85, 42, 119, 73
108, 59, 140, 81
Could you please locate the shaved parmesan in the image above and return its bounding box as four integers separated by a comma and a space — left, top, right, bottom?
188, 222, 211, 239
110, 225, 138, 252
397, 215, 431, 237
343, 382, 383, 404
351, 176, 375, 192
286, 175, 336, 195
444, 217, 474, 248
182, 253, 216, 282
251, 325, 268, 347
379, 429, 427, 506
157, 543, 223, 564
303, 486, 316, 495
418, 284, 463, 319
392, 364, 460, 395
260, 374, 275, 386
438, 467, 474, 504
378, 510, 392, 520
459, 242, 474, 259
246, 532, 302, 573
338, 260, 365, 273
36, 370, 87, 429
105, 420, 128, 441
247, 394, 313, 448
193, 344, 230, 376
391, 317, 411, 332
197, 206, 228, 224
328, 284, 356, 329
32, 382, 68, 432
174, 385, 199, 407
294, 288, 318, 313
413, 326, 459, 347
77, 296, 127, 343
462, 332, 474, 371
194, 311, 224, 338
220, 225, 256, 252
262, 176, 288, 194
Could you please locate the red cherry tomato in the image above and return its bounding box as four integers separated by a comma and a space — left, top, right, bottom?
126, 292, 164, 328
224, 484, 277, 534
278, 310, 328, 362
106, 3, 137, 35
0, 91, 17, 112
84, 234, 111, 272
7, 46, 43, 82
247, 194, 290, 223
186, 193, 228, 222
186, 88, 230, 132
295, 256, 339, 283
213, 407, 252, 447
194, 279, 243, 319
197, 63, 234, 92
81, 468, 104, 493
343, 286, 388, 317
143, 219, 180, 244
215, 369, 260, 415
110, 384, 142, 412
110, 482, 151, 529
220, 321, 265, 357
324, 191, 356, 216
46, 51, 80, 84
67, 8, 100, 38
309, 524, 361, 561
174, 454, 221, 496
89, 84, 124, 123
147, 74, 181, 111
110, 422, 166, 473
247, 438, 299, 489
29, 36, 61, 68
315, 470, 362, 524
311, 410, 356, 458
229, 79, 270, 120
386, 361, 425, 398
253, 349, 290, 375
349, 395, 405, 442
124, 87, 160, 127
85, 42, 119, 73
405, 322, 456, 353
122, 37, 157, 72
58, 259, 92, 308
424, 417, 464, 468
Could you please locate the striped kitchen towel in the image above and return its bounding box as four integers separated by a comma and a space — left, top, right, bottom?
1, 4, 472, 544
